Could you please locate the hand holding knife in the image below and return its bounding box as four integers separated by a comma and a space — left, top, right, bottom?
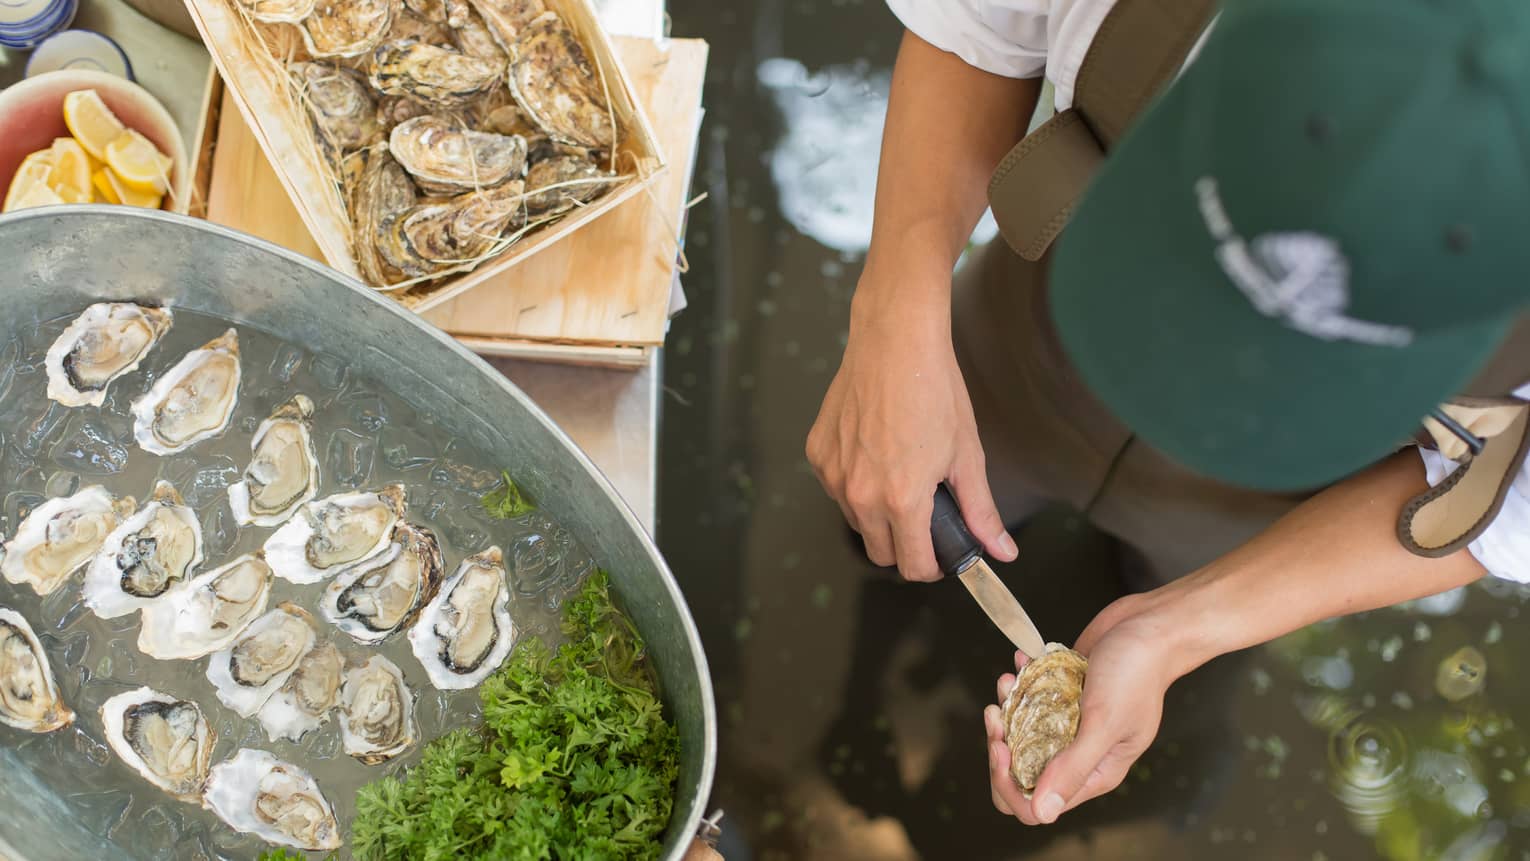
930, 482, 1047, 659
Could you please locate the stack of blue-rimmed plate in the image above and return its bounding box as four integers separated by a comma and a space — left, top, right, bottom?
25, 29, 134, 78
0, 0, 78, 50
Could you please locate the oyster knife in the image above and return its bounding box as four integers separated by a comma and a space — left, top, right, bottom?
931, 483, 1047, 659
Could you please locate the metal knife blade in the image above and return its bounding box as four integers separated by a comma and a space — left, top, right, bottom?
956, 558, 1046, 659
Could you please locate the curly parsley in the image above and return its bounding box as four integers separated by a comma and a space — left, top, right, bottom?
352, 571, 681, 860
481, 471, 536, 519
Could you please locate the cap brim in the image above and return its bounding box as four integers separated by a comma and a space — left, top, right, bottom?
1048, 83, 1508, 492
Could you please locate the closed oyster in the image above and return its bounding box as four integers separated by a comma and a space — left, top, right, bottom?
1, 485, 134, 596
350, 145, 418, 288
0, 608, 73, 733
1001, 644, 1088, 792
258, 641, 344, 741
378, 178, 526, 278
402, 0, 444, 22
130, 329, 241, 456
375, 94, 434, 130
100, 687, 215, 801
321, 522, 443, 643
229, 395, 320, 528
290, 62, 381, 164
390, 115, 527, 194
264, 485, 407, 584
301, 0, 395, 59
83, 481, 203, 620
525, 141, 610, 217
203, 749, 342, 852
207, 604, 317, 717
463, 0, 543, 50
137, 553, 274, 661
508, 11, 615, 149
453, 5, 505, 63
45, 302, 172, 408
339, 654, 416, 764
408, 546, 513, 689
234, 0, 313, 23
388, 9, 454, 46
369, 39, 500, 105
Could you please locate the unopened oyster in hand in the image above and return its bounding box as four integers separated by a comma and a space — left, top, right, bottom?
203, 748, 342, 852
370, 39, 501, 105
0, 607, 74, 733
234, 0, 314, 23
321, 521, 443, 643
264, 485, 407, 584
100, 687, 216, 801
525, 141, 611, 217
258, 641, 344, 741
130, 328, 241, 456
83, 480, 203, 619
408, 546, 513, 689
378, 178, 526, 278
290, 63, 381, 158
1, 485, 134, 596
390, 115, 527, 194
137, 553, 274, 661
228, 395, 320, 528
207, 604, 318, 717
508, 11, 615, 149
339, 654, 416, 763
301, 0, 395, 58
1001, 644, 1088, 792
46, 302, 172, 408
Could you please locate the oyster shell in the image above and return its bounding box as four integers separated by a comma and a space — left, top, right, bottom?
45, 302, 173, 408
130, 328, 241, 456
258, 641, 344, 741
207, 604, 318, 717
508, 11, 615, 149
137, 553, 274, 661
376, 94, 435, 130
290, 62, 382, 163
100, 687, 216, 801
321, 522, 443, 643
369, 39, 501, 105
203, 748, 342, 852
1001, 644, 1088, 792
264, 485, 407, 584
1, 485, 134, 596
408, 546, 513, 689
377, 178, 527, 277
228, 395, 321, 528
0, 608, 73, 733
350, 145, 419, 288
402, 0, 444, 22
339, 654, 416, 764
301, 0, 395, 58
390, 115, 527, 194
453, 5, 505, 63
463, 0, 543, 50
234, 0, 314, 23
388, 9, 455, 46
525, 141, 610, 217
83, 481, 203, 620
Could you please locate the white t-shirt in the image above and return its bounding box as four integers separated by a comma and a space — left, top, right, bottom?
888, 0, 1530, 583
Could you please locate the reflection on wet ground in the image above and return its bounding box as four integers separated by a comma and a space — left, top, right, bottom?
656, 0, 1530, 858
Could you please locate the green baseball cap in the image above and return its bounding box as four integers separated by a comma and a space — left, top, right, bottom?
1049, 0, 1530, 491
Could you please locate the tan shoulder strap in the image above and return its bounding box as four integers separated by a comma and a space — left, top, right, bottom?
1399, 397, 1530, 557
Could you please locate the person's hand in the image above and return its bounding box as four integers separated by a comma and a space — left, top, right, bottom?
983, 593, 1185, 824
806, 269, 1016, 582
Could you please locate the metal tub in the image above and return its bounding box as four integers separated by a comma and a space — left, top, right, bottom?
0, 206, 716, 860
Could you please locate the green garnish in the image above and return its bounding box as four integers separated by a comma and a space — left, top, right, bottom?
481, 471, 536, 519
352, 570, 680, 860
256, 851, 334, 861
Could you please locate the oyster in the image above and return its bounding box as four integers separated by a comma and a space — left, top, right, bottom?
377, 178, 527, 277
453, 6, 506, 63
350, 145, 419, 288
258, 641, 344, 741
203, 748, 342, 852
402, 0, 445, 22
137, 553, 274, 661
388, 9, 455, 46
264, 485, 407, 584
339, 654, 416, 764
82, 481, 203, 619
228, 395, 321, 528
1, 485, 133, 596
321, 522, 443, 643
301, 0, 395, 58
290, 62, 381, 162
100, 687, 216, 801
1001, 644, 1088, 792
369, 39, 501, 105
408, 546, 513, 689
390, 115, 527, 194
464, 0, 543, 50
207, 604, 318, 717
130, 329, 241, 456
0, 608, 73, 733
525, 141, 610, 217
375, 94, 435, 129
45, 302, 173, 408
233, 0, 314, 23
508, 11, 615, 149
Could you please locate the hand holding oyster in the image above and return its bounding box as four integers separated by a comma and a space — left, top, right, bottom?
999, 643, 1088, 793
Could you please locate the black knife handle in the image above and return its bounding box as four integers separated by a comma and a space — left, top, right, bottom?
931, 482, 982, 577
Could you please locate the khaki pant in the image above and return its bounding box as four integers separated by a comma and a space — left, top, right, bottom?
952, 241, 1310, 583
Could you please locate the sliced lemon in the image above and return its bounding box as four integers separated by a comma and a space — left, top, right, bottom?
4, 150, 57, 212
62, 89, 128, 161
104, 129, 173, 195
47, 138, 94, 203
91, 169, 122, 204
3, 170, 66, 213
102, 168, 162, 209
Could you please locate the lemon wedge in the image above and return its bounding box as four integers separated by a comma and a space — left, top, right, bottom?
63, 90, 128, 162
104, 129, 173, 195
47, 138, 94, 204
101, 167, 163, 209
92, 169, 122, 204
4, 161, 66, 213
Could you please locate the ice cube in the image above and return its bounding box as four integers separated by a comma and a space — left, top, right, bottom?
270, 344, 304, 382
311, 352, 350, 390
18, 402, 69, 456
345, 388, 390, 432
50, 419, 130, 475
431, 460, 500, 495
328, 428, 377, 488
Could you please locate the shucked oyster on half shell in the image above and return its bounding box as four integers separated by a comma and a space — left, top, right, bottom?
203, 748, 342, 852
408, 546, 513, 690
321, 521, 443, 643
264, 484, 407, 584
137, 553, 274, 661
377, 178, 527, 278
45, 302, 173, 408
228, 395, 320, 528
369, 39, 501, 105
507, 11, 616, 149
349, 145, 419, 288
389, 115, 528, 194
130, 328, 241, 456
301, 0, 395, 59
100, 687, 216, 802
0, 607, 74, 733
207, 604, 318, 717
258, 641, 344, 742
82, 480, 203, 620
338, 654, 417, 764
233, 0, 314, 23
1001, 644, 1088, 792
1, 485, 134, 596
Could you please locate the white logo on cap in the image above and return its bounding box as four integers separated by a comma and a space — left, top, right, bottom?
1195, 177, 1414, 347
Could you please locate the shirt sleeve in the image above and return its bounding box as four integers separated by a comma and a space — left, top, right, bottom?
886, 0, 1051, 79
